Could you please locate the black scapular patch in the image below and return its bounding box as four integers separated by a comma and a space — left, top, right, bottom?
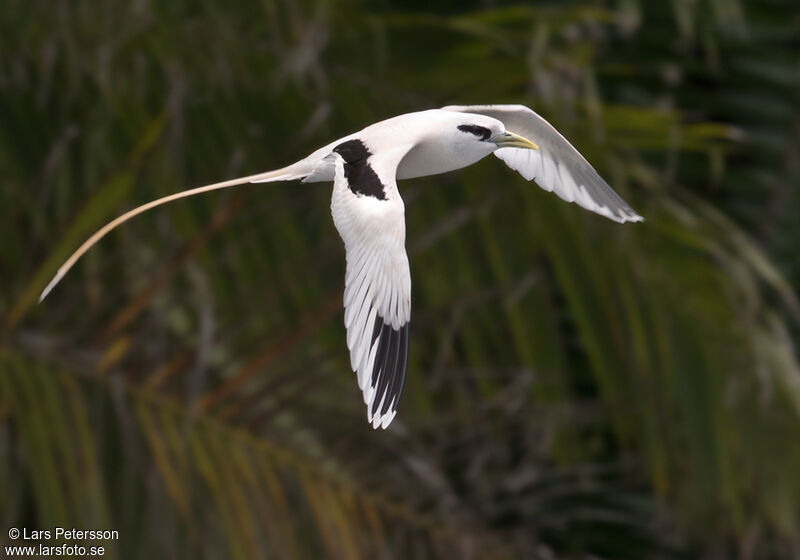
457, 124, 492, 141
333, 139, 387, 200
369, 316, 410, 417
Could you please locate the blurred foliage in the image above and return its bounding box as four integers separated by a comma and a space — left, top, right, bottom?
2, 0, 800, 558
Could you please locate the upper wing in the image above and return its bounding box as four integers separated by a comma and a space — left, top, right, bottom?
329, 144, 411, 429
442, 104, 643, 224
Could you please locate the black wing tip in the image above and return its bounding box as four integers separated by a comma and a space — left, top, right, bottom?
367, 318, 410, 429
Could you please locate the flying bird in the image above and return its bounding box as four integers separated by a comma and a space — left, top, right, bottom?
40, 104, 643, 429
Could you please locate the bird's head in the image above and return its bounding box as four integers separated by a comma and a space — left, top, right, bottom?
394, 110, 540, 180
454, 116, 539, 154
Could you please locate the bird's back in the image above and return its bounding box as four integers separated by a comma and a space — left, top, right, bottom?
301, 109, 501, 183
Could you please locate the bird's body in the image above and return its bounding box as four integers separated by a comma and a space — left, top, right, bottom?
40, 104, 643, 429
267, 109, 504, 183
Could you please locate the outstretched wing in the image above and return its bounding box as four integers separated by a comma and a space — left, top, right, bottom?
329, 142, 411, 429
442, 104, 643, 224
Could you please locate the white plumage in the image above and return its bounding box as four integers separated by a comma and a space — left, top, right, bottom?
330, 150, 411, 429
40, 104, 643, 429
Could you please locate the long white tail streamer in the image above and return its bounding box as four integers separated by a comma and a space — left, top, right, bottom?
39, 167, 301, 302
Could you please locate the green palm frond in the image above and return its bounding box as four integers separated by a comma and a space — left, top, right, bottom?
1, 355, 519, 559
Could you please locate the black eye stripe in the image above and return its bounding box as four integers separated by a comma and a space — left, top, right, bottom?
457, 124, 492, 141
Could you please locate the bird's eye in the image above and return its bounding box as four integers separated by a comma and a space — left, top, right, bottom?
457, 124, 492, 141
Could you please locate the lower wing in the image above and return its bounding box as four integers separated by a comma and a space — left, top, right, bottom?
329, 153, 411, 429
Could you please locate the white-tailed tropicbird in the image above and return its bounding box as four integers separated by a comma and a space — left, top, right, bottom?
40, 104, 643, 429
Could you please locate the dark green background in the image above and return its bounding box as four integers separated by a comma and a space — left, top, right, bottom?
2, 0, 800, 558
